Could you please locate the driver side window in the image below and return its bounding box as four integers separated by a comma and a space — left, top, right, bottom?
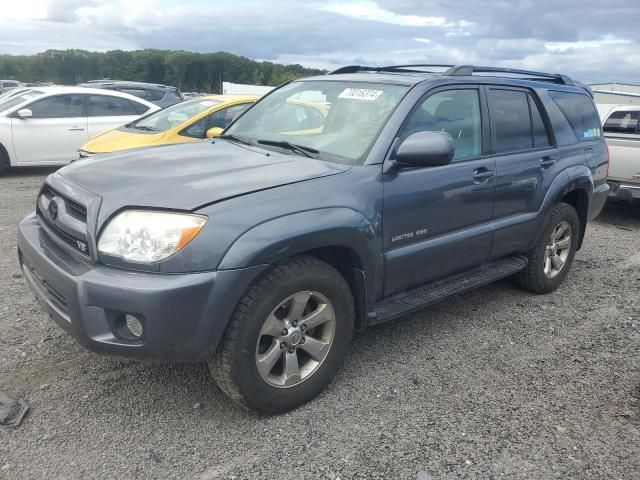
400, 89, 482, 161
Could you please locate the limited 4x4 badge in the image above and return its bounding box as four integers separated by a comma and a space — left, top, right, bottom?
391, 228, 429, 243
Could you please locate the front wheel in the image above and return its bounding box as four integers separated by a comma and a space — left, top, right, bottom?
515, 202, 580, 294
209, 256, 354, 414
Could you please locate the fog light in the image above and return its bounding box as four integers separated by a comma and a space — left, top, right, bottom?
125, 314, 144, 338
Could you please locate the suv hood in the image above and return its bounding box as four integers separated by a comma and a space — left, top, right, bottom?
58, 140, 349, 219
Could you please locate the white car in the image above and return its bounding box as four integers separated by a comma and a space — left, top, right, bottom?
0, 87, 159, 172
598, 104, 640, 202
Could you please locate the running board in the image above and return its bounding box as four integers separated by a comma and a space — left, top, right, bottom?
368, 256, 527, 325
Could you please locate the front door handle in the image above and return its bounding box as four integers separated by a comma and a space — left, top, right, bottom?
540, 156, 556, 169
68, 126, 85, 131
472, 167, 494, 183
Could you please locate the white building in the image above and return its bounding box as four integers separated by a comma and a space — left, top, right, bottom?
222, 82, 274, 96
591, 83, 640, 106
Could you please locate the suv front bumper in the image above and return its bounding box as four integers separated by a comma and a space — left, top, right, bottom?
17, 213, 265, 362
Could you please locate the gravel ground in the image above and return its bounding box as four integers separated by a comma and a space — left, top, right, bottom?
0, 168, 638, 480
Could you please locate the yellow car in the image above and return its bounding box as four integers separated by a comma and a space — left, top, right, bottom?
78, 95, 257, 157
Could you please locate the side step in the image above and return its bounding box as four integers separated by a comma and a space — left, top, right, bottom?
369, 256, 527, 325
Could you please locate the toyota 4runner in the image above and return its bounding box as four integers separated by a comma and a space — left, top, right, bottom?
18, 65, 609, 413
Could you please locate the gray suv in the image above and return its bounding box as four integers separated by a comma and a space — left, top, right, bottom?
18, 65, 609, 413
77, 80, 183, 108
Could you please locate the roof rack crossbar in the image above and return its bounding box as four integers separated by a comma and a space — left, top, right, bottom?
328, 64, 575, 86
444, 65, 574, 85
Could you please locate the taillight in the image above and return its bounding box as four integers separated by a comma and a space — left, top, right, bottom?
605, 141, 610, 178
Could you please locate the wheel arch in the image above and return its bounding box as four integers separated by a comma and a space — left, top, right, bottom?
218, 208, 380, 330
539, 166, 593, 250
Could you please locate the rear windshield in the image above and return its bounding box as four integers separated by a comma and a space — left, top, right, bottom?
603, 110, 639, 135
549, 91, 602, 141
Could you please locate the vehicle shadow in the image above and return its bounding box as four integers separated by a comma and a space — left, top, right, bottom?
3, 166, 61, 178
593, 200, 640, 228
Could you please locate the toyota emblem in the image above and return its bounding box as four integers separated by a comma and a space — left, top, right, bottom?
48, 198, 59, 221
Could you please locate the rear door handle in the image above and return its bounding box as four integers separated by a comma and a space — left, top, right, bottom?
68, 126, 85, 131
540, 156, 556, 169
472, 167, 494, 183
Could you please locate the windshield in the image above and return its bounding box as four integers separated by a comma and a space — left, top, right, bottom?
126, 98, 222, 132
0, 89, 43, 113
226, 80, 409, 164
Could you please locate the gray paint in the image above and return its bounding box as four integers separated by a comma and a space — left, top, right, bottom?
18, 72, 610, 361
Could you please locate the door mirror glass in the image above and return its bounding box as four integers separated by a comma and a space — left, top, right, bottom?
206, 127, 223, 138
395, 131, 455, 167
16, 108, 32, 119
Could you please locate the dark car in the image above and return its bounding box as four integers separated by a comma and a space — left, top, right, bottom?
18, 64, 609, 413
77, 80, 182, 108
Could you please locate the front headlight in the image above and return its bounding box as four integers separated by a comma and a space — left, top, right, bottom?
98, 210, 207, 263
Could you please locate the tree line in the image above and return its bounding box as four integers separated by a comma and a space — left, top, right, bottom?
0, 49, 326, 93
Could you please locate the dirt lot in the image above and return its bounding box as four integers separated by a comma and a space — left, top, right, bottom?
0, 168, 638, 480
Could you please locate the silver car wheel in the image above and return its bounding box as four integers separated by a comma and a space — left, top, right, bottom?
543, 220, 572, 278
255, 291, 336, 388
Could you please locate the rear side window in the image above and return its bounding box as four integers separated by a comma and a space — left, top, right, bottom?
549, 91, 601, 141
142, 89, 167, 102
88, 95, 139, 116
488, 89, 532, 153
603, 110, 639, 135
28, 95, 85, 118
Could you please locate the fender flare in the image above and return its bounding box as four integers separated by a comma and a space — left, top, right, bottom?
218, 207, 380, 295
540, 165, 593, 213
538, 164, 593, 248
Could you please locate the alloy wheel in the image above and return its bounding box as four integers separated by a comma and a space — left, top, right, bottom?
255, 291, 336, 388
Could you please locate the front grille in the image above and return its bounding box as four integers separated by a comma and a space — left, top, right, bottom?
41, 185, 87, 222
37, 184, 90, 258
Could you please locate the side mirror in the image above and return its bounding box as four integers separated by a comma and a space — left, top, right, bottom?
16, 108, 33, 119
206, 127, 223, 138
395, 131, 455, 167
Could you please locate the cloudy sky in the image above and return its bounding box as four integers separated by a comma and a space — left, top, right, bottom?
1, 0, 639, 83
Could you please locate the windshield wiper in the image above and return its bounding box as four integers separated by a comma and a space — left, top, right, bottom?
133, 125, 160, 132
218, 134, 254, 146
257, 139, 319, 158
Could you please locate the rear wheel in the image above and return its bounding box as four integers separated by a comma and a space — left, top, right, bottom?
515, 202, 580, 294
209, 255, 354, 414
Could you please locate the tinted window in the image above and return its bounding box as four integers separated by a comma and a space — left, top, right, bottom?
128, 88, 166, 102
529, 94, 551, 148
603, 110, 639, 134
88, 95, 139, 116
549, 91, 601, 141
118, 88, 152, 100
29, 95, 84, 118
209, 103, 252, 129
401, 89, 482, 161
487, 89, 532, 153
180, 117, 207, 138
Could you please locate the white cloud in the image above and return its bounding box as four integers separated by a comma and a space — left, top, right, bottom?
545, 36, 631, 52
318, 1, 447, 27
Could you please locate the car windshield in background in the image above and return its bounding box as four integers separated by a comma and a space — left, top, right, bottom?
0, 89, 43, 113
125, 98, 222, 132
226, 81, 409, 164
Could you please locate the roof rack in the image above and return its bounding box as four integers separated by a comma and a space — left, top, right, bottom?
328, 64, 574, 86
329, 64, 453, 75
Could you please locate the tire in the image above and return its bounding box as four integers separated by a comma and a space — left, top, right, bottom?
0, 145, 9, 176
515, 202, 580, 294
209, 255, 355, 414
